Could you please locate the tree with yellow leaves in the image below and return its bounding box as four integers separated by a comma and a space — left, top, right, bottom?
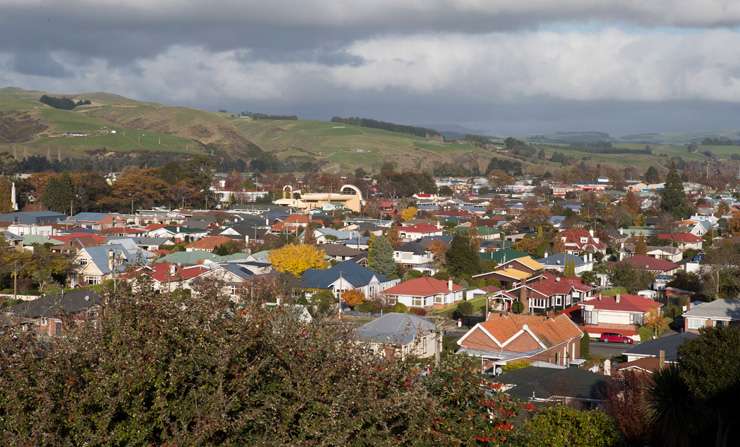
400, 207, 417, 222
341, 289, 365, 308
643, 309, 670, 338
269, 244, 328, 276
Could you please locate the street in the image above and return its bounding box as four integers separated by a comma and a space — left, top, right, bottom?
589, 340, 630, 359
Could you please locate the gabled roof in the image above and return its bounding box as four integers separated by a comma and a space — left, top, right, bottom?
583, 294, 660, 313
496, 367, 610, 401
682, 299, 740, 320
657, 232, 702, 243
395, 241, 428, 256
622, 255, 679, 272
9, 289, 101, 318
491, 268, 532, 281
400, 223, 440, 234
500, 256, 544, 271
356, 313, 436, 345
480, 248, 528, 264
537, 253, 587, 267
322, 244, 362, 258
383, 277, 462, 296
623, 332, 699, 362
186, 235, 234, 251
470, 313, 582, 349
521, 274, 593, 297
301, 260, 385, 289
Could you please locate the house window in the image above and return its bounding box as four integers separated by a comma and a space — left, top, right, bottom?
434, 294, 444, 304
687, 318, 704, 329
554, 296, 562, 306
229, 285, 237, 296
630, 313, 643, 325
412, 297, 425, 307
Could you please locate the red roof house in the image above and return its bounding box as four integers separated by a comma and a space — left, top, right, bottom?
383, 277, 464, 308
580, 294, 662, 341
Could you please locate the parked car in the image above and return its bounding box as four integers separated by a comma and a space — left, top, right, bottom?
600, 332, 634, 344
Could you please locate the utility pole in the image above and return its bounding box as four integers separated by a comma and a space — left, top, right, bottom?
13, 261, 18, 301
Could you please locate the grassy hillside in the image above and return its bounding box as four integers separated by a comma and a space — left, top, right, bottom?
1, 87, 738, 173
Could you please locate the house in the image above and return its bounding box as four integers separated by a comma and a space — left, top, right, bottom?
507, 274, 594, 313
496, 256, 544, 276
219, 218, 269, 245
273, 184, 365, 213
356, 313, 441, 360
622, 255, 680, 275
682, 299, 740, 333
393, 242, 437, 274
185, 235, 236, 252
301, 260, 398, 299
494, 367, 610, 409
473, 267, 533, 289
383, 277, 464, 308
69, 244, 144, 287
313, 227, 359, 244
6, 289, 101, 337
126, 263, 209, 293
644, 246, 683, 263
656, 232, 703, 250
623, 332, 699, 364
63, 212, 120, 230
537, 253, 593, 275
193, 264, 275, 300
398, 223, 443, 241
0, 211, 66, 226
559, 229, 607, 255
322, 244, 363, 262
457, 313, 583, 369
580, 294, 662, 342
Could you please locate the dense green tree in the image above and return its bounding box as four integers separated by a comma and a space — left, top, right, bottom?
516, 405, 620, 447
649, 365, 700, 447
0, 176, 13, 213
580, 333, 590, 359
367, 235, 396, 278
0, 286, 521, 445
445, 234, 480, 278
660, 165, 692, 218
644, 166, 661, 184
563, 258, 576, 277
41, 173, 74, 213
608, 262, 654, 293
678, 326, 740, 447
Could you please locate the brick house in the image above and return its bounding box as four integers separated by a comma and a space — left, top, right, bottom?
457, 313, 583, 370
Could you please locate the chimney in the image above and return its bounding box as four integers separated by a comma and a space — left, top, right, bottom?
176, 226, 181, 233
169, 263, 176, 275
603, 358, 611, 376
447, 279, 453, 292
107, 249, 114, 272
519, 286, 529, 314
589, 229, 594, 238
616, 294, 621, 304
658, 350, 665, 370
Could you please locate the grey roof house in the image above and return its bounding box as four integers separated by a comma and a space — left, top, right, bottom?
356, 313, 440, 359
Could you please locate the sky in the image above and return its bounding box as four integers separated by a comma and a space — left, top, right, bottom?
2, 1, 740, 136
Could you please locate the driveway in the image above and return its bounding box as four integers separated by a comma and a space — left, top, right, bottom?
589, 340, 631, 359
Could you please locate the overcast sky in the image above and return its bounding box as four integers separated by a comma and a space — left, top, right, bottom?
3, 1, 740, 135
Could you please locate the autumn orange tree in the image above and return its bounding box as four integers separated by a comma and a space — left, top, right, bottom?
269, 244, 328, 276
341, 289, 365, 308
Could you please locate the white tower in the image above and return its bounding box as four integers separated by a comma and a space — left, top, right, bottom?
10, 182, 18, 211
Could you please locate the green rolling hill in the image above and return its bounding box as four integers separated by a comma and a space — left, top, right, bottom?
1, 87, 738, 173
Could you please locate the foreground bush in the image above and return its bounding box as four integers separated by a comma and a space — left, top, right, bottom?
0, 286, 513, 446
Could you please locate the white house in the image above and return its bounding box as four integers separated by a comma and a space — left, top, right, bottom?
383, 277, 465, 308
393, 242, 437, 274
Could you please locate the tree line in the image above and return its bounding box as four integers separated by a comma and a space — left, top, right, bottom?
331, 116, 441, 138
39, 95, 91, 110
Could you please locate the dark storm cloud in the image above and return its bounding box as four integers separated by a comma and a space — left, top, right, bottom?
3, 1, 740, 134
